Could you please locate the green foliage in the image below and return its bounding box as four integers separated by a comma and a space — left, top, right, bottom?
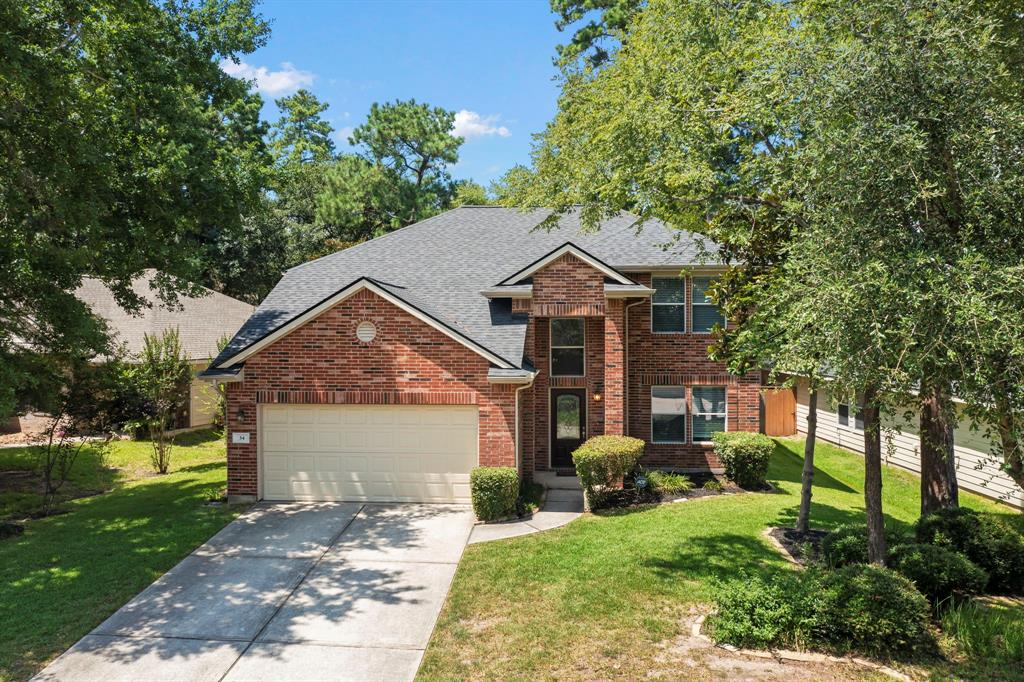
702, 478, 723, 492
451, 180, 491, 207
815, 565, 934, 656
941, 600, 1024, 663
524, 0, 1024, 502
128, 330, 193, 474
711, 565, 933, 657
708, 572, 817, 650
0, 0, 270, 416
470, 467, 519, 521
711, 432, 773, 488
317, 100, 462, 242
269, 89, 336, 165
646, 470, 693, 495
820, 523, 903, 569
916, 507, 1024, 594
551, 0, 644, 68
889, 543, 988, 603
572, 435, 645, 502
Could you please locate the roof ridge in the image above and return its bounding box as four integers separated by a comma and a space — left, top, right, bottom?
285, 207, 468, 273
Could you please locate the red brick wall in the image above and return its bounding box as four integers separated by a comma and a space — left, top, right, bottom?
623, 273, 761, 470
529, 315, 606, 471
531, 253, 606, 317
225, 288, 517, 498
523, 265, 761, 474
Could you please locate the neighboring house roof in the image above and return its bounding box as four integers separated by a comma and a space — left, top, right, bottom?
209, 206, 719, 373
77, 269, 255, 361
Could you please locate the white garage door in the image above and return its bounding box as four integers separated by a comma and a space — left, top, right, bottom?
260, 404, 478, 503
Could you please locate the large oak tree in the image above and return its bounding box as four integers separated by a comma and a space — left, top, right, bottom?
1, 0, 271, 415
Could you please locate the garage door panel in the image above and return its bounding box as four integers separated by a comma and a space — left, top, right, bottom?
261, 404, 478, 503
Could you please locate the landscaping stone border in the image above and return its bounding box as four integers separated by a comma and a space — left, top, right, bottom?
762, 526, 804, 566
691, 614, 912, 682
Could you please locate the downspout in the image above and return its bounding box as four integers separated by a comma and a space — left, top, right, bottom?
624, 299, 646, 436
515, 373, 537, 472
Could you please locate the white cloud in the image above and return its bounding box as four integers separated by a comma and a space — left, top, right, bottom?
452, 110, 511, 139
334, 126, 355, 145
220, 60, 315, 96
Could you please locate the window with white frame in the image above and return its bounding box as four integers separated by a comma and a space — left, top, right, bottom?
550, 318, 585, 377
692, 386, 727, 442
692, 277, 726, 333
838, 401, 865, 431
651, 386, 686, 443
651, 276, 686, 333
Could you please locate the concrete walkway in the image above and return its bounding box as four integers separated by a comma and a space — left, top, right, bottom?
468, 488, 584, 544
34, 502, 475, 682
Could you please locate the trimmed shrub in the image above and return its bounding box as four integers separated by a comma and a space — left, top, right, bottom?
820, 523, 904, 568
646, 470, 694, 496
889, 543, 988, 602
470, 467, 519, 521
573, 435, 645, 503
708, 572, 819, 650
916, 507, 1024, 594
816, 564, 934, 656
712, 432, 774, 488
711, 566, 933, 657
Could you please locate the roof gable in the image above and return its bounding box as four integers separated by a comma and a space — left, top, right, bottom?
496, 242, 638, 286
215, 278, 516, 370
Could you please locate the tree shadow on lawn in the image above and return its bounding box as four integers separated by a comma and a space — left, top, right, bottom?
642, 531, 792, 586
0, 474, 237, 679
769, 443, 858, 494
770, 502, 916, 539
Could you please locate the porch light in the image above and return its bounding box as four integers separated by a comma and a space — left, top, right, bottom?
593, 392, 603, 402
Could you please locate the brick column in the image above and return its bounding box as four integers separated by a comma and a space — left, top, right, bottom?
604, 298, 626, 435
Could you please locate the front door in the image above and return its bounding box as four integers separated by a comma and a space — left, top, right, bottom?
551, 389, 586, 468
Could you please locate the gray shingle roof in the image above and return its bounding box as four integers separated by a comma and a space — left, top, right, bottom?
77, 270, 255, 361
209, 207, 718, 372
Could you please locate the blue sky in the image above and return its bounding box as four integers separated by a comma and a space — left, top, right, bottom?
225, 0, 565, 185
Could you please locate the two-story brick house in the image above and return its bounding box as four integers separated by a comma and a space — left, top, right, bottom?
203, 207, 761, 503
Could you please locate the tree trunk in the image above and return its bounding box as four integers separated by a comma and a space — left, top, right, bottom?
796, 387, 817, 534
862, 388, 887, 566
920, 378, 959, 516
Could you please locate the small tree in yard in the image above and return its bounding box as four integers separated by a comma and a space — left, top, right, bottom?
132, 329, 192, 474
36, 359, 141, 514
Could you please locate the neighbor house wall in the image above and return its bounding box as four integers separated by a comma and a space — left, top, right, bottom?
189, 363, 219, 428
793, 377, 1024, 509
225, 288, 517, 499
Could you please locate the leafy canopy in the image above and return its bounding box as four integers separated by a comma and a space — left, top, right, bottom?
0, 0, 270, 417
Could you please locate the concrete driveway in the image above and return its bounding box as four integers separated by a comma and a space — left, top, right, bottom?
34, 502, 475, 682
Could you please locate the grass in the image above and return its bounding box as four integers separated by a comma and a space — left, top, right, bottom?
418, 438, 1023, 681
0, 430, 239, 682
940, 598, 1024, 664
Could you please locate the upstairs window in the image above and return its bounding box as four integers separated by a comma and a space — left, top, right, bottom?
838, 401, 865, 431
692, 277, 726, 333
692, 386, 727, 442
652, 276, 686, 333
550, 318, 585, 377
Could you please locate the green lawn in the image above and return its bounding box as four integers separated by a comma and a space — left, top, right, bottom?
418, 438, 1023, 681
0, 430, 240, 682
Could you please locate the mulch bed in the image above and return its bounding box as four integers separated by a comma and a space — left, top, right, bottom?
767, 527, 829, 566
593, 473, 770, 512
